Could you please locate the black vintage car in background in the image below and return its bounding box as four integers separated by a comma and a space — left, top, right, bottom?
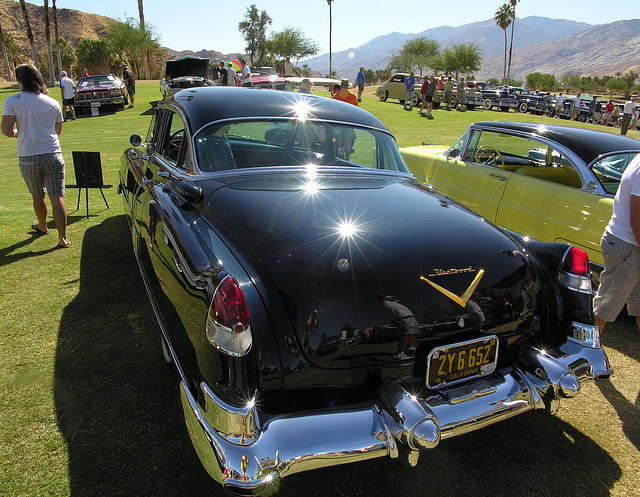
160, 56, 213, 97
119, 87, 611, 494
481, 86, 545, 113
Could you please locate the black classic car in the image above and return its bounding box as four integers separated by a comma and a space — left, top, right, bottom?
558, 97, 591, 122
160, 56, 213, 97
480, 85, 517, 111
74, 73, 128, 111
119, 87, 611, 494
481, 86, 544, 113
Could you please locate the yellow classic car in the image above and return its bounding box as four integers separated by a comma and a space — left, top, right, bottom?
376, 73, 482, 109
401, 121, 640, 276
375, 72, 423, 107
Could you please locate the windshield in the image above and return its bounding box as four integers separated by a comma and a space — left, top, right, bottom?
194, 119, 409, 173
78, 75, 119, 86
252, 67, 278, 76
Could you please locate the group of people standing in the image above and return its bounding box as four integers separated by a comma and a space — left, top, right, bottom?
402, 73, 467, 117
550, 92, 638, 134
210, 59, 252, 87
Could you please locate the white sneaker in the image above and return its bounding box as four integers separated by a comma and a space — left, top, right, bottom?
393, 352, 408, 360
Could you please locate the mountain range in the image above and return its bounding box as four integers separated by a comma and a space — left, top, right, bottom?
303, 16, 640, 81
0, 0, 638, 83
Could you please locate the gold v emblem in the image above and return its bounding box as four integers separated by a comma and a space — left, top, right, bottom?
420, 269, 485, 308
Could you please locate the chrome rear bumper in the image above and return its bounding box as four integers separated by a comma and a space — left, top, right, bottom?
181, 322, 611, 495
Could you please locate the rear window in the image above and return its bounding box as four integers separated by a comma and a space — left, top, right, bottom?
194, 119, 409, 174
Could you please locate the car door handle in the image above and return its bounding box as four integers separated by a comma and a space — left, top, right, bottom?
489, 173, 508, 181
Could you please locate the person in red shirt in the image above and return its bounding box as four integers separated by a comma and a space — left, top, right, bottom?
332, 79, 359, 106
603, 100, 615, 126
437, 75, 445, 91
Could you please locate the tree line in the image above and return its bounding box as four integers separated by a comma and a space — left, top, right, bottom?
385, 37, 482, 80
522, 71, 640, 99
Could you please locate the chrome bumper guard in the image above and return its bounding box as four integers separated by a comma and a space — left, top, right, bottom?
182, 322, 611, 495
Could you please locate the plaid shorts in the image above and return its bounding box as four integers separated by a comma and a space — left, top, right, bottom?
19, 152, 66, 197
593, 231, 640, 321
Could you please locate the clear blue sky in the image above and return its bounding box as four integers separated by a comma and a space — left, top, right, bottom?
55, 0, 639, 56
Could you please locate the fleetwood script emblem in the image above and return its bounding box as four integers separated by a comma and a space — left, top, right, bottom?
420, 269, 485, 308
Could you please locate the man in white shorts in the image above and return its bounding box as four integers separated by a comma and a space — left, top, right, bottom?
593, 153, 640, 333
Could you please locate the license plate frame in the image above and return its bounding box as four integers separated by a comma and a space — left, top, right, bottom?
426, 336, 499, 389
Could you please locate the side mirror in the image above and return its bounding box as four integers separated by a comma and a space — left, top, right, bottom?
130, 134, 142, 147
177, 180, 203, 203
448, 149, 460, 159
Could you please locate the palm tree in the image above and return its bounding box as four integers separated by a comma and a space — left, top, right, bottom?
18, 0, 38, 68
52, 0, 62, 78
0, 20, 12, 81
494, 4, 512, 85
327, 0, 333, 79
4, 32, 25, 73
44, 0, 55, 84
506, 0, 520, 84
138, 0, 149, 79
53, 38, 76, 75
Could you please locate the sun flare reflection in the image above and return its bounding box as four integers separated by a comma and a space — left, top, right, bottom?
303, 181, 320, 195
337, 221, 358, 239
292, 99, 313, 122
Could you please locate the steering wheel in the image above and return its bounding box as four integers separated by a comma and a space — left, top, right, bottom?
169, 129, 184, 143
474, 145, 505, 168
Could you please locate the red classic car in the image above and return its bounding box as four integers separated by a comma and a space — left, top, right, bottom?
250, 66, 288, 90
74, 74, 128, 111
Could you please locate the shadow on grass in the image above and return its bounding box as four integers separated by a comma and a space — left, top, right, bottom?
53, 215, 622, 496
0, 234, 60, 266
598, 317, 640, 453
54, 215, 216, 496
0, 213, 98, 267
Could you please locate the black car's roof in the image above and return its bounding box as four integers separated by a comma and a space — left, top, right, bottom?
473, 121, 640, 164
167, 87, 390, 134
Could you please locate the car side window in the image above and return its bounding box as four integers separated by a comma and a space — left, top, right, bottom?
591, 152, 639, 194
145, 111, 162, 153
161, 110, 188, 169
466, 130, 583, 188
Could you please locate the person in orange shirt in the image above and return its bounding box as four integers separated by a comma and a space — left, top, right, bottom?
332, 79, 359, 106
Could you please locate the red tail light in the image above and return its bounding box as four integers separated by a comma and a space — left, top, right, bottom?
211, 276, 250, 333
558, 246, 591, 293
561, 247, 589, 276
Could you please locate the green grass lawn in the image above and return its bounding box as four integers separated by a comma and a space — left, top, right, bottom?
1, 81, 639, 496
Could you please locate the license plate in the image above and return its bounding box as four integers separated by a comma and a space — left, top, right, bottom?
91, 102, 101, 108
426, 336, 498, 388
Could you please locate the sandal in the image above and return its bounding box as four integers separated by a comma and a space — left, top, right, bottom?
31, 221, 49, 235
57, 240, 71, 249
